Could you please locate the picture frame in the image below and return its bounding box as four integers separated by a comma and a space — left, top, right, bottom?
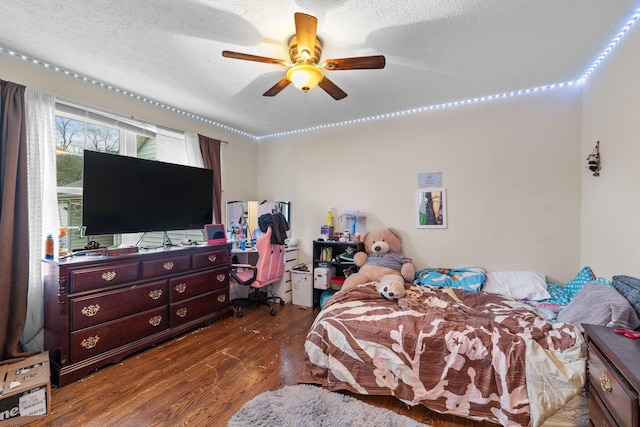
416, 188, 447, 228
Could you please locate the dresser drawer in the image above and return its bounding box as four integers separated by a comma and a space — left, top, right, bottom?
169, 268, 228, 302
170, 288, 229, 327
283, 270, 291, 283
284, 261, 296, 275
192, 248, 229, 270
69, 262, 139, 293
589, 391, 616, 427
284, 249, 298, 264
70, 280, 168, 330
70, 307, 169, 363
588, 343, 637, 427
141, 255, 191, 279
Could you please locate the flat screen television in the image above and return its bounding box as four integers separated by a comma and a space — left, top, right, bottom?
82, 150, 213, 235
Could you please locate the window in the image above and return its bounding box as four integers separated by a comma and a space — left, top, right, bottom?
56, 114, 121, 251
54, 102, 201, 252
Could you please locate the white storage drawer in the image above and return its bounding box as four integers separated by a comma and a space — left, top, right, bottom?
314, 266, 335, 290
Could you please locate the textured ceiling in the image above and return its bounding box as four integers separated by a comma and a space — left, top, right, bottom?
1, 1, 639, 138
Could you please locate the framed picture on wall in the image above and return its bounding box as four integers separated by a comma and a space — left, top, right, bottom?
416, 188, 447, 229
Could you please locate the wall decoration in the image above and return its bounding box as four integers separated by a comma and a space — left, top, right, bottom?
416, 188, 446, 229
587, 141, 601, 176
418, 172, 442, 188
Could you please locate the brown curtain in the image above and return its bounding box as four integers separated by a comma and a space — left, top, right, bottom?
0, 80, 30, 361
198, 135, 222, 224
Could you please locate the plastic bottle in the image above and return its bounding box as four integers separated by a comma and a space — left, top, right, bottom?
45, 234, 54, 260
59, 227, 69, 258
327, 209, 334, 227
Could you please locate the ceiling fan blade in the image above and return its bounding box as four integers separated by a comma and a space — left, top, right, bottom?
263, 77, 291, 97
318, 76, 347, 100
222, 50, 289, 66
294, 13, 318, 57
323, 55, 386, 70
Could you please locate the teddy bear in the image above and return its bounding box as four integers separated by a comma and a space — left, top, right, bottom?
341, 227, 415, 294
376, 275, 407, 301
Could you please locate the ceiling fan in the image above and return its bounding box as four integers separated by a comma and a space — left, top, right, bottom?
222, 12, 385, 100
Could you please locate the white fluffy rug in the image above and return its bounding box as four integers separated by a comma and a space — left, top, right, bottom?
228, 384, 430, 427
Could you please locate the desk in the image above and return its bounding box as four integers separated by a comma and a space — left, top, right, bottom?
231, 248, 259, 265
229, 247, 298, 303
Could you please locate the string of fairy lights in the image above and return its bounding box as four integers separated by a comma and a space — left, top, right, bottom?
1, 7, 638, 141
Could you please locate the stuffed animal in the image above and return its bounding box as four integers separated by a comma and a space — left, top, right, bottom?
341, 227, 415, 292
376, 275, 406, 301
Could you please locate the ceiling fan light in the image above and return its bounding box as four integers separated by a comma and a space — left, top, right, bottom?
286, 64, 323, 93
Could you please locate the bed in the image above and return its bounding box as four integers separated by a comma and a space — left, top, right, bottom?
302, 282, 587, 427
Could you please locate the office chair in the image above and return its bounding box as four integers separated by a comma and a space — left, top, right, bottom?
230, 226, 286, 317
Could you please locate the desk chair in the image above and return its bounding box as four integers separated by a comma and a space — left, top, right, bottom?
230, 227, 285, 317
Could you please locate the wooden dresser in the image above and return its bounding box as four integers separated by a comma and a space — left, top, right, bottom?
583, 324, 640, 427
43, 244, 232, 387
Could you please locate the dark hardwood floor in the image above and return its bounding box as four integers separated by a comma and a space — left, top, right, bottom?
29, 303, 493, 427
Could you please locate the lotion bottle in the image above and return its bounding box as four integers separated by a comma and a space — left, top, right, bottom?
59, 227, 69, 258
327, 209, 334, 227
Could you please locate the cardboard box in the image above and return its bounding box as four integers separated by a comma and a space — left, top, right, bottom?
0, 352, 51, 427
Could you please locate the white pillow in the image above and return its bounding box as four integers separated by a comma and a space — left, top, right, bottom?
484, 271, 550, 300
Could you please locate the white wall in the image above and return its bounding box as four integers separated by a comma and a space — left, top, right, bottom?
581, 20, 640, 279
259, 88, 583, 283
0, 53, 259, 225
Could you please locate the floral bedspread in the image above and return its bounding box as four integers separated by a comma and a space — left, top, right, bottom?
303, 283, 586, 427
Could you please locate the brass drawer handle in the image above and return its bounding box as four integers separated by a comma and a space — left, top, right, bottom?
599, 371, 612, 393
217, 294, 226, 303
175, 283, 187, 293
149, 315, 162, 327
163, 261, 174, 271
81, 304, 101, 317
149, 289, 163, 300
81, 335, 100, 349
176, 307, 188, 317
101, 271, 116, 281
208, 254, 217, 263
217, 273, 226, 282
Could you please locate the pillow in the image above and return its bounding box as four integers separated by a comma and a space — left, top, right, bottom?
612, 275, 640, 319
542, 281, 572, 306
483, 271, 550, 300
414, 267, 486, 292
557, 282, 640, 332
596, 277, 614, 287
563, 266, 596, 296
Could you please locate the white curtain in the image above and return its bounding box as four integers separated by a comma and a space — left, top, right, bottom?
184, 131, 204, 168
23, 88, 59, 352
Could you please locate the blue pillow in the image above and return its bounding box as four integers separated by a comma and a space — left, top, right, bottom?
542, 282, 572, 306
564, 266, 596, 296
596, 277, 613, 287
414, 267, 486, 292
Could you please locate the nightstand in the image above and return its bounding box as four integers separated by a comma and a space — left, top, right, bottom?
583, 324, 640, 427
